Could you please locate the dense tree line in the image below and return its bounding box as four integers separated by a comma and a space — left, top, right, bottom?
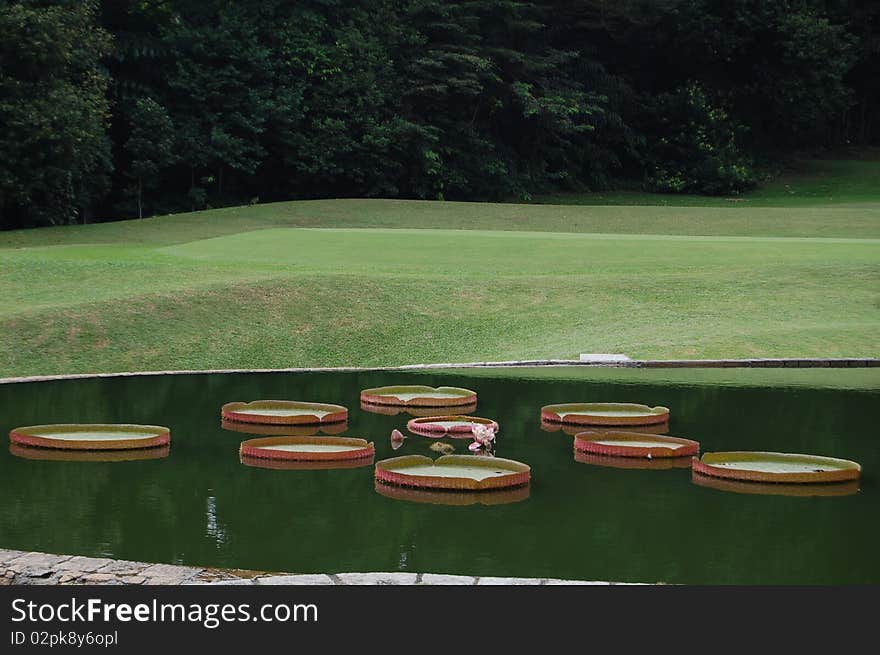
1, 0, 877, 229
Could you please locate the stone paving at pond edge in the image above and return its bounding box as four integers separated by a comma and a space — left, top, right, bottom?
0, 549, 642, 586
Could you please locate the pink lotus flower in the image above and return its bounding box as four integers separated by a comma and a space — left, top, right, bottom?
469, 424, 496, 452
391, 429, 406, 450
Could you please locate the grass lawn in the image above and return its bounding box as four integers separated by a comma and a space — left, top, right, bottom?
0, 158, 877, 378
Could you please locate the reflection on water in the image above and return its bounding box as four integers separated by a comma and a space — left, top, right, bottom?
0, 369, 877, 584
9, 443, 170, 463
240, 454, 374, 471
221, 418, 348, 436
360, 401, 478, 417
574, 450, 693, 470
540, 419, 669, 436
691, 472, 861, 498
375, 480, 530, 506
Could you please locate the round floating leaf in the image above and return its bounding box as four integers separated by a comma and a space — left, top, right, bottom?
221, 400, 347, 425
360, 385, 477, 407
375, 454, 529, 490
692, 451, 861, 484
542, 403, 669, 426
239, 436, 374, 462
406, 415, 499, 438
574, 430, 699, 458
9, 424, 170, 451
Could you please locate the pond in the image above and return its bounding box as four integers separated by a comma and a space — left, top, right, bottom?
0, 369, 876, 584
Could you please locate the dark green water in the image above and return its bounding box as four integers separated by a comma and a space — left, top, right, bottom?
0, 370, 876, 584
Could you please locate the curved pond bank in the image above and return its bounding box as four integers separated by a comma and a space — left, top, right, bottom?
2, 357, 878, 387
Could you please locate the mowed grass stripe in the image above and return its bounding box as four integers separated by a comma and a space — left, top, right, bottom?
1, 197, 879, 250
3, 228, 877, 317
159, 228, 880, 275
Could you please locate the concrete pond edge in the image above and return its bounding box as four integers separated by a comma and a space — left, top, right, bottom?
0, 549, 647, 586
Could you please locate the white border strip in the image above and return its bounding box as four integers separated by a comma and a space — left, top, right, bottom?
1, 358, 877, 385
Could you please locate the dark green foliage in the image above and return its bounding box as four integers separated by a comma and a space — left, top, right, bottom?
163, 2, 275, 209
656, 0, 858, 147
124, 97, 175, 218
0, 0, 112, 227
838, 0, 880, 145
0, 0, 876, 227
265, 1, 429, 199
646, 83, 758, 195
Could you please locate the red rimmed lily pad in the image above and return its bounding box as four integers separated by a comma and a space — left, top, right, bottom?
406, 415, 499, 438
239, 436, 374, 462
241, 453, 374, 471
374, 480, 530, 506
360, 385, 477, 407
9, 424, 170, 451
574, 431, 699, 458
541, 419, 669, 436
221, 418, 348, 436
541, 403, 669, 426
692, 451, 861, 484
221, 400, 347, 425
360, 400, 477, 418
375, 454, 529, 491
10, 443, 170, 462
692, 471, 860, 497
575, 450, 692, 470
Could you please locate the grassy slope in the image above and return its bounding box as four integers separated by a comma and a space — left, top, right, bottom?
0, 159, 878, 377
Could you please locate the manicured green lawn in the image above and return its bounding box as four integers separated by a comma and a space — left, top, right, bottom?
1, 225, 876, 376
1, 158, 877, 378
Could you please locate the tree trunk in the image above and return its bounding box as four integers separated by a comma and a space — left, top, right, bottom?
137, 177, 143, 219
858, 94, 868, 145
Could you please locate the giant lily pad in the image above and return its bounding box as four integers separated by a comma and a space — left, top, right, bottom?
691, 472, 860, 497
374, 480, 530, 505
692, 451, 861, 483
221, 400, 347, 425
375, 454, 529, 490
406, 415, 499, 438
541, 403, 669, 426
360, 385, 477, 407
9, 424, 170, 451
574, 431, 699, 458
239, 436, 374, 461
